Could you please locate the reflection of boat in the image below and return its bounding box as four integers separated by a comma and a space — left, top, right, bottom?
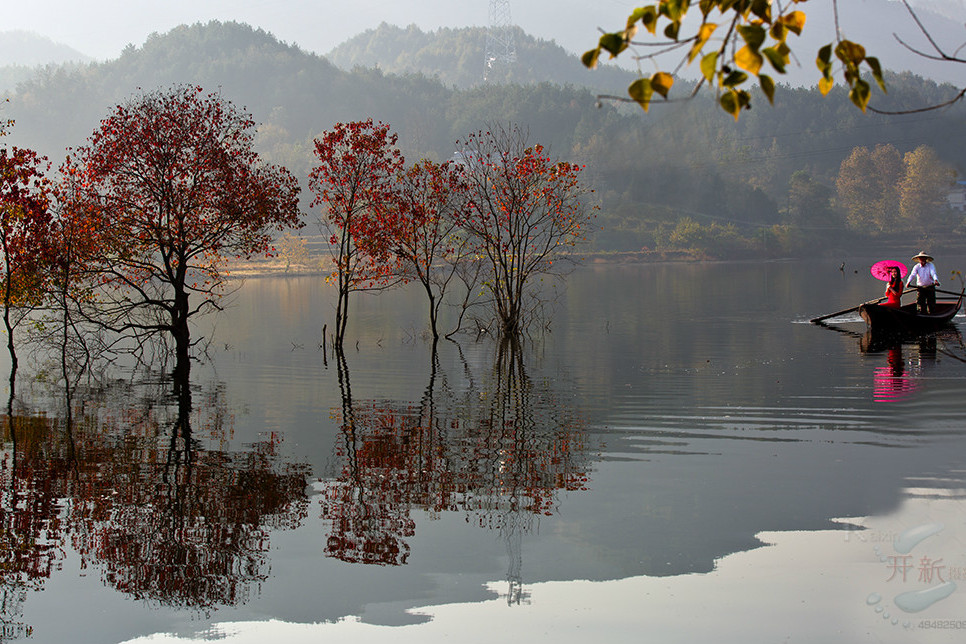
858, 295, 963, 334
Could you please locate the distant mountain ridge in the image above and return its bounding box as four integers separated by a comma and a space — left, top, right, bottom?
325, 22, 636, 92
323, 3, 966, 90
0, 30, 90, 65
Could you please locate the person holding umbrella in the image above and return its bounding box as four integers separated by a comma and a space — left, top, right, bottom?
905, 251, 940, 314
870, 260, 907, 309
883, 265, 904, 308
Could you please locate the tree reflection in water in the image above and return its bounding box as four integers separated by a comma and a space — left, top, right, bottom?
0, 359, 311, 629
0, 409, 65, 640
321, 338, 592, 597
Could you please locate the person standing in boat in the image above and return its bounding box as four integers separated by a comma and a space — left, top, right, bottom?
905, 251, 940, 314
881, 265, 904, 308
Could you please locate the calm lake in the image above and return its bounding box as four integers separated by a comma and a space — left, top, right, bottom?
4, 257, 966, 644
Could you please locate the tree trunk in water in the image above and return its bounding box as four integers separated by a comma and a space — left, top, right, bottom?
424, 282, 439, 342
335, 287, 350, 348
172, 288, 191, 382
4, 304, 17, 398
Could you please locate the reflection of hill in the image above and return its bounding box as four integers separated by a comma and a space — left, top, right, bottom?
320, 344, 592, 569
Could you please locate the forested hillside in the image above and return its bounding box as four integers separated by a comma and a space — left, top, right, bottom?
3, 20, 966, 258
326, 23, 636, 92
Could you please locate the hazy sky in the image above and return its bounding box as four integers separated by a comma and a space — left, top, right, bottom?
4, 0, 633, 60
4, 0, 964, 87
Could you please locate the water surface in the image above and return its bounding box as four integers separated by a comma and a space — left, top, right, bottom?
4, 258, 966, 643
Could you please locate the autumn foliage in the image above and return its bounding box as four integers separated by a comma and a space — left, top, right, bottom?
457, 126, 596, 336
311, 121, 595, 342
309, 119, 405, 345
62, 86, 302, 368
0, 146, 53, 373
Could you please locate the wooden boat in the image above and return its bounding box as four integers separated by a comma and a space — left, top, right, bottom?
858, 294, 963, 333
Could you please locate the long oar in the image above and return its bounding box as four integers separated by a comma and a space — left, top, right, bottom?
932, 287, 966, 298
810, 297, 887, 324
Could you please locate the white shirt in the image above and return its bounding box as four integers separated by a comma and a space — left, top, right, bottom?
906, 261, 939, 287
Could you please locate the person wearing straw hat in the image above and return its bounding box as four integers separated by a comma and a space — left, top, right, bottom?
905, 251, 940, 314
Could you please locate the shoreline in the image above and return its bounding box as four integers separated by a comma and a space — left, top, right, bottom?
226, 250, 721, 279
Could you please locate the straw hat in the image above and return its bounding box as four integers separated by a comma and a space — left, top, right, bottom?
911, 251, 934, 262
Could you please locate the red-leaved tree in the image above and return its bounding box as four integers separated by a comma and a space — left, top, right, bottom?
390, 159, 477, 343
309, 119, 405, 347
0, 146, 53, 382
456, 125, 596, 337
63, 86, 302, 375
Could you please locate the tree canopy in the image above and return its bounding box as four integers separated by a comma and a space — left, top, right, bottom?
63, 85, 302, 371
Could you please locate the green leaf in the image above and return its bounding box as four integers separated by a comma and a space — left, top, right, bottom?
816, 44, 832, 68
760, 74, 775, 104
769, 22, 788, 43
835, 40, 866, 66
849, 78, 871, 112
720, 90, 741, 120
866, 56, 887, 93
627, 7, 648, 28
638, 6, 659, 34
722, 70, 749, 88
663, 0, 689, 22
581, 48, 601, 69
762, 47, 787, 73
664, 21, 680, 40
599, 33, 627, 57
700, 51, 719, 82
628, 78, 654, 111
737, 24, 766, 50
750, 0, 772, 22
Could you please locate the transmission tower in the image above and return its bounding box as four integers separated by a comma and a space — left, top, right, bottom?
483, 0, 517, 82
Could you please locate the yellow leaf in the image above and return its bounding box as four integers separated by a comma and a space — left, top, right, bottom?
700, 51, 718, 82
781, 11, 806, 36
735, 45, 763, 75
651, 72, 674, 98
818, 76, 834, 96
688, 22, 718, 63
698, 22, 717, 42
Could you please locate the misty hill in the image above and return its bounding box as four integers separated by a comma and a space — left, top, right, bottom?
4, 21, 632, 172
326, 23, 636, 92
0, 30, 91, 66
324, 2, 966, 91
0, 30, 91, 93
2, 20, 966, 256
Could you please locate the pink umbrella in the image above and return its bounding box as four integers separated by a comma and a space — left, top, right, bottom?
870, 260, 908, 282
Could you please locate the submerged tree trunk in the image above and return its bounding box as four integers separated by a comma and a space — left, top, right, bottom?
171, 284, 191, 382
334, 283, 350, 348
4, 303, 17, 396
